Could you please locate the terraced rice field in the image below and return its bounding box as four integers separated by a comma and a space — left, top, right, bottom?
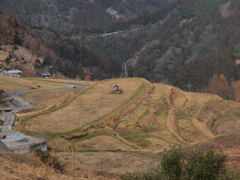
22, 78, 152, 133
1, 76, 240, 179
15, 77, 240, 153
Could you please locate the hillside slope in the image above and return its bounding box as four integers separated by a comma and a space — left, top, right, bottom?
0, 0, 174, 32
0, 77, 240, 179
16, 77, 240, 151
79, 0, 240, 95
0, 10, 123, 79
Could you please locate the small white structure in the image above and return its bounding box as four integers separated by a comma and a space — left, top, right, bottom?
7, 70, 22, 77
0, 70, 22, 77
41, 73, 50, 78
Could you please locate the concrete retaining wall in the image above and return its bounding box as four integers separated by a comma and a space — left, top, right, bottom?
13, 141, 47, 153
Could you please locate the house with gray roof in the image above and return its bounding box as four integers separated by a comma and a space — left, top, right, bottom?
0, 70, 22, 77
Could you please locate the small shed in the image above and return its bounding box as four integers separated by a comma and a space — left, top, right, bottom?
41, 73, 50, 78
7, 70, 22, 77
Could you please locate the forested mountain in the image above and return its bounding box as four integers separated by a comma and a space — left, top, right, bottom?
0, 9, 122, 79
0, 0, 174, 33
79, 0, 240, 98
2, 0, 240, 100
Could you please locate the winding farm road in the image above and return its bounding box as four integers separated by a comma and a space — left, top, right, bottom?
0, 84, 86, 135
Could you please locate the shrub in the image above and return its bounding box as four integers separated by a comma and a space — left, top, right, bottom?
121, 147, 238, 180
160, 148, 184, 180
5, 57, 10, 64
183, 149, 227, 180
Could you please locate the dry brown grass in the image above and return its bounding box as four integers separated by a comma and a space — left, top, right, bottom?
24, 78, 151, 133
188, 92, 214, 104
92, 82, 240, 151
138, 107, 158, 133
0, 152, 73, 180
114, 83, 240, 149
15, 91, 77, 122
115, 106, 149, 134
25, 77, 96, 88
0, 76, 38, 92
164, 86, 175, 106
4, 78, 240, 179
0, 52, 8, 61
165, 109, 186, 143
48, 136, 72, 151
39, 78, 96, 86
151, 84, 166, 102
150, 112, 182, 145
75, 135, 133, 150
177, 119, 207, 142
57, 151, 159, 176
23, 89, 74, 102
173, 92, 187, 108
99, 79, 153, 129
144, 137, 173, 150
217, 121, 240, 134
193, 96, 230, 135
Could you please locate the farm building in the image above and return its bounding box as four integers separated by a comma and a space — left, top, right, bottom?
7, 70, 22, 77
0, 70, 22, 77
41, 73, 50, 78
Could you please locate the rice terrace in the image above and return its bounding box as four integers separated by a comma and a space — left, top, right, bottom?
1, 76, 240, 179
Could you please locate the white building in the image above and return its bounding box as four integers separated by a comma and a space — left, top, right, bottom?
0, 70, 22, 77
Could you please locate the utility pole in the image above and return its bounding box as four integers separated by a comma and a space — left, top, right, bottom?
188, 80, 191, 92
124, 62, 127, 78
